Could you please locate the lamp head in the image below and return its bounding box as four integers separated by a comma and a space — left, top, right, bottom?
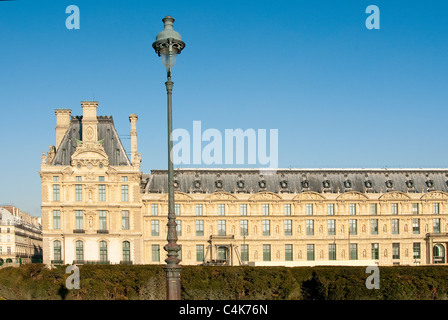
152, 16, 185, 69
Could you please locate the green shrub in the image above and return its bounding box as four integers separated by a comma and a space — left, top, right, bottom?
1, 264, 448, 300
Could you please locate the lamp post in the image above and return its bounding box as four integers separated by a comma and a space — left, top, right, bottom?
152, 15, 185, 300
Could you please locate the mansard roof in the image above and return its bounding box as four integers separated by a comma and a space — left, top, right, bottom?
51, 116, 130, 166
143, 168, 448, 195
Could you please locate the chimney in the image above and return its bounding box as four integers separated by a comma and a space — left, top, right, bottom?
55, 109, 72, 150
81, 101, 99, 143
129, 114, 138, 163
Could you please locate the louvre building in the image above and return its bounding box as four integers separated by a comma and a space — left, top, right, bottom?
40, 102, 448, 267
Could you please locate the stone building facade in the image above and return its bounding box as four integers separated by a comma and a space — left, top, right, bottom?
0, 206, 42, 264
41, 102, 448, 267
40, 102, 142, 265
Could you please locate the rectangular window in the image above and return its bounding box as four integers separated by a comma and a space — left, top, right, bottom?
75, 185, 82, 201
99, 176, 105, 182
196, 245, 204, 262
306, 219, 314, 236
413, 218, 420, 234
392, 243, 400, 259
372, 243, 379, 260
218, 204, 225, 216
240, 204, 247, 216
196, 220, 204, 236
328, 204, 334, 215
152, 245, 160, 262
349, 219, 357, 235
151, 220, 159, 236
151, 204, 158, 216
196, 204, 203, 216
392, 219, 399, 235
412, 203, 419, 215
122, 211, 129, 230
328, 219, 335, 236
413, 243, 421, 259
262, 204, 269, 216
240, 220, 248, 237
53, 185, 60, 201
121, 185, 129, 202
98, 185, 106, 202
350, 243, 358, 260
53, 210, 61, 230
176, 220, 182, 237
284, 204, 291, 216
175, 204, 181, 216
307, 244, 315, 261
392, 203, 398, 215
122, 176, 128, 182
329, 243, 336, 260
241, 244, 249, 262
306, 204, 313, 216
262, 220, 270, 236
99, 211, 107, 231
285, 244, 293, 261
76, 176, 81, 182
349, 203, 356, 215
284, 220, 292, 236
53, 176, 59, 182
75, 210, 83, 230
218, 220, 226, 236
263, 244, 271, 261
434, 203, 440, 214
370, 203, 377, 215
371, 219, 378, 235
433, 218, 441, 234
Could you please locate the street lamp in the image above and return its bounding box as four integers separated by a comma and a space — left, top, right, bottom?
152, 15, 185, 300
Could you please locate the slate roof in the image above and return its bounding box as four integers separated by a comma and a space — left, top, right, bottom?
51, 116, 130, 166
143, 168, 448, 195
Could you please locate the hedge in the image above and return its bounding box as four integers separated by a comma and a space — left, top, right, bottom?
0, 264, 447, 300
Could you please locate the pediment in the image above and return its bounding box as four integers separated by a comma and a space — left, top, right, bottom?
421, 191, 448, 200
293, 191, 326, 201
71, 143, 109, 167
336, 191, 369, 201
379, 191, 410, 201
72, 143, 108, 161
249, 191, 283, 201
205, 192, 238, 201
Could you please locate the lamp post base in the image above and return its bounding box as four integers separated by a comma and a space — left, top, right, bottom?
164, 265, 182, 300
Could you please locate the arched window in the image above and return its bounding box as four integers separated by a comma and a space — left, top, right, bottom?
75, 240, 83, 262
99, 241, 108, 262
54, 240, 61, 262
122, 241, 131, 263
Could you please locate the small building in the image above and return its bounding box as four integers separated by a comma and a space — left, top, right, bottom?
0, 206, 43, 265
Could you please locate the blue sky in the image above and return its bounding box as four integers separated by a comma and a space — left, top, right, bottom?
1, 0, 447, 216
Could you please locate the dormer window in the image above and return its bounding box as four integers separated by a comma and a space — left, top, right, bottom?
237, 181, 245, 189
302, 180, 309, 188
344, 180, 352, 188
323, 180, 330, 188
259, 180, 266, 188
386, 180, 393, 188
215, 180, 223, 189
426, 180, 434, 188
280, 181, 288, 189
406, 180, 414, 188
194, 181, 201, 189
365, 180, 372, 188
